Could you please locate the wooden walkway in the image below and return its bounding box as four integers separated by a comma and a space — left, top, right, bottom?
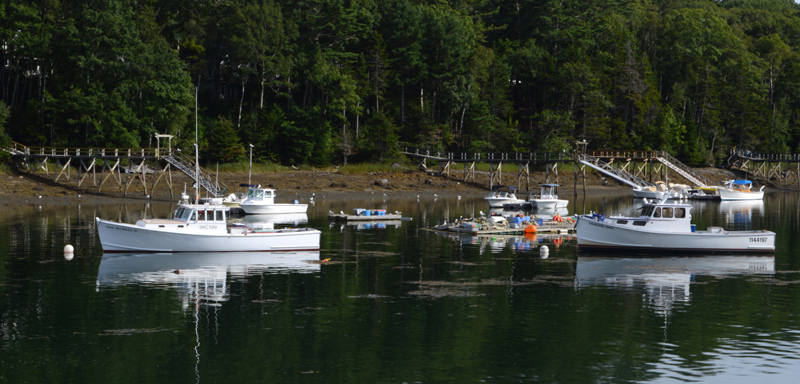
726, 150, 800, 189
2, 141, 226, 198
402, 147, 714, 192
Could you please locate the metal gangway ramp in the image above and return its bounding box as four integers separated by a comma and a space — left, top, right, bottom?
653, 150, 711, 188
162, 153, 226, 197
578, 153, 654, 188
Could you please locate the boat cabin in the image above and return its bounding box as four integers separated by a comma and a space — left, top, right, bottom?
243, 186, 277, 204
133, 203, 231, 234
537, 184, 559, 198
725, 180, 754, 192
173, 203, 229, 223
606, 201, 694, 233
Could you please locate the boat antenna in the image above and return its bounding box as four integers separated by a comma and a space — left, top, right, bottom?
194, 76, 200, 204
249, 143, 254, 185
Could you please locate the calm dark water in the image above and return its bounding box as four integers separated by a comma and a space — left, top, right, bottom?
2, 191, 800, 383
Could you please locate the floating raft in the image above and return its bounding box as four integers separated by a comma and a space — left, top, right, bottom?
328, 208, 403, 221
432, 220, 575, 235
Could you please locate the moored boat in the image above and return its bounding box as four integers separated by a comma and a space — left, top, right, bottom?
575, 198, 775, 253
717, 180, 764, 201
238, 186, 308, 214
529, 183, 569, 209
96, 202, 320, 253
485, 187, 525, 208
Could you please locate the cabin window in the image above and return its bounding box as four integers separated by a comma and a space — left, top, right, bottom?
247, 189, 255, 198
662, 208, 673, 218
265, 191, 272, 198
175, 208, 184, 219
256, 190, 265, 198
189, 211, 197, 221
214, 210, 223, 221
642, 206, 653, 217
633, 220, 647, 226
675, 208, 686, 218
653, 208, 661, 218
617, 220, 628, 225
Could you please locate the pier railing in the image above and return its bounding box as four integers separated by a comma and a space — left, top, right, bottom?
401, 146, 573, 163
7, 141, 166, 159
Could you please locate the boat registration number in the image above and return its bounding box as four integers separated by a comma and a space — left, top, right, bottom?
198, 225, 218, 230
749, 237, 769, 243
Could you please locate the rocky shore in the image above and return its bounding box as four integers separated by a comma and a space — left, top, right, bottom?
0, 165, 743, 206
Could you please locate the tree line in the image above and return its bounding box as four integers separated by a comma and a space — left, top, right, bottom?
2, 0, 800, 166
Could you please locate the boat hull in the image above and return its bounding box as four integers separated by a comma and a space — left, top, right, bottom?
575, 216, 774, 253
96, 218, 320, 253
717, 189, 764, 201
485, 198, 525, 208
239, 203, 308, 214
530, 198, 569, 209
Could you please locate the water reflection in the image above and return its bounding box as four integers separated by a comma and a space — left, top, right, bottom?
97, 251, 321, 307
576, 255, 775, 316
433, 230, 573, 254
719, 200, 764, 229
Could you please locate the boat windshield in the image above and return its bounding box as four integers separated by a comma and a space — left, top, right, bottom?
247, 189, 272, 198
197, 209, 224, 221
642, 206, 686, 219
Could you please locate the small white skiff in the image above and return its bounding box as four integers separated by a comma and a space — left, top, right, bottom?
96, 202, 320, 253
575, 198, 775, 253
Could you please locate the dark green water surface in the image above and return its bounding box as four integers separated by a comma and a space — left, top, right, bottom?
2, 191, 800, 383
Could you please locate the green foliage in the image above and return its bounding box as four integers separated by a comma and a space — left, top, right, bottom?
2, 0, 800, 165
0, 101, 9, 147
356, 111, 401, 162
205, 116, 245, 163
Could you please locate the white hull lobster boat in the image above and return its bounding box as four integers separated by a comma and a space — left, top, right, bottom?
575, 198, 775, 253
238, 186, 308, 214
96, 202, 320, 253
717, 180, 764, 201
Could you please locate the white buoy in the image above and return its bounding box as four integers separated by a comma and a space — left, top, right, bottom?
64, 244, 75, 260
539, 245, 549, 259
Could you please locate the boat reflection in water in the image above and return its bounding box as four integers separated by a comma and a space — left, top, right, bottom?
719, 200, 765, 229
575, 255, 775, 315
97, 251, 321, 307
328, 220, 403, 231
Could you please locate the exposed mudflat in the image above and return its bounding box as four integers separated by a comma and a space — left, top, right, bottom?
0, 165, 746, 206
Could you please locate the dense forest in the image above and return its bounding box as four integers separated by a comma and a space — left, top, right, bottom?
2, 0, 800, 166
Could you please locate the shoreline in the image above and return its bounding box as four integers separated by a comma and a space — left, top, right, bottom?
0, 165, 747, 206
